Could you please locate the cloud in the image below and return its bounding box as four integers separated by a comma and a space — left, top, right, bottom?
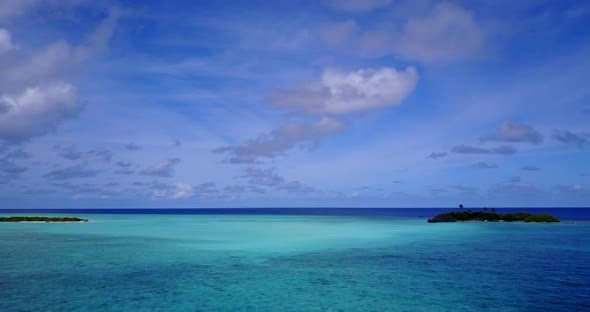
2, 147, 30, 160
53, 144, 112, 162
152, 182, 193, 199
553, 184, 589, 195
448, 185, 478, 193
0, 83, 80, 142
0, 28, 15, 54
87, 148, 112, 163
315, 20, 358, 47
54, 144, 83, 160
214, 117, 347, 164
86, 7, 122, 54
428, 152, 447, 159
489, 182, 541, 196
521, 165, 540, 171
481, 121, 543, 144
140, 158, 182, 177
0, 40, 86, 92
277, 181, 317, 193
150, 181, 217, 199
451, 144, 516, 155
268, 66, 418, 115
114, 161, 140, 175
395, 2, 484, 63
114, 168, 134, 175
44, 165, 100, 180
472, 161, 497, 169
117, 161, 132, 168
0, 8, 121, 142
552, 130, 588, 147
0, 159, 27, 181
0, 0, 36, 19
324, 0, 391, 12
508, 176, 522, 183
238, 167, 318, 193
125, 142, 141, 151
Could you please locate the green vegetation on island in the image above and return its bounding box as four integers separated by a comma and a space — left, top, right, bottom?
427, 205, 560, 223
0, 216, 88, 222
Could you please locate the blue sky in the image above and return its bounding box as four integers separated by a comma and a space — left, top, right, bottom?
0, 0, 589, 208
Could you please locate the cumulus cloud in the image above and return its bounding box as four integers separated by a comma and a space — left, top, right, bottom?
472, 161, 497, 169
44, 165, 99, 180
141, 158, 182, 177
0, 28, 15, 54
428, 152, 447, 159
552, 130, 588, 147
214, 117, 347, 164
451, 144, 516, 155
0, 83, 79, 142
521, 165, 540, 171
268, 66, 418, 115
481, 121, 543, 144
324, 0, 391, 12
0, 8, 121, 142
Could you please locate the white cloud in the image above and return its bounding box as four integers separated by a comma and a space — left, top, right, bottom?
268, 66, 418, 115
0, 7, 121, 142
324, 0, 391, 13
0, 28, 15, 54
151, 181, 219, 199
0, 83, 79, 141
214, 117, 348, 164
171, 182, 193, 199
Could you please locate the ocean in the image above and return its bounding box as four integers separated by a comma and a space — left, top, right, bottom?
1, 208, 589, 311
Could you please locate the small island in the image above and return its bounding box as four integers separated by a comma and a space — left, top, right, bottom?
428, 205, 560, 223
0, 216, 88, 222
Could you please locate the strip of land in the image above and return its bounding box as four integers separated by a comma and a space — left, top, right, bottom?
0, 216, 88, 222
427, 211, 559, 223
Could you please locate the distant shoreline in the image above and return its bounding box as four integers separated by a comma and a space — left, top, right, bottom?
427, 211, 560, 223
0, 216, 89, 223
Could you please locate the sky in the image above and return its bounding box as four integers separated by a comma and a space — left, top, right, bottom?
0, 0, 589, 208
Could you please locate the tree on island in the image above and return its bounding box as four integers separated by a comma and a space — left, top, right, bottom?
459, 204, 463, 211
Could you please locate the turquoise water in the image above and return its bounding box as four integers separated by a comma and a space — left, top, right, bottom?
1, 213, 589, 311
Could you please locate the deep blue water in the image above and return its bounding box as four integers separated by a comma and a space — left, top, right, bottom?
1, 208, 589, 311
